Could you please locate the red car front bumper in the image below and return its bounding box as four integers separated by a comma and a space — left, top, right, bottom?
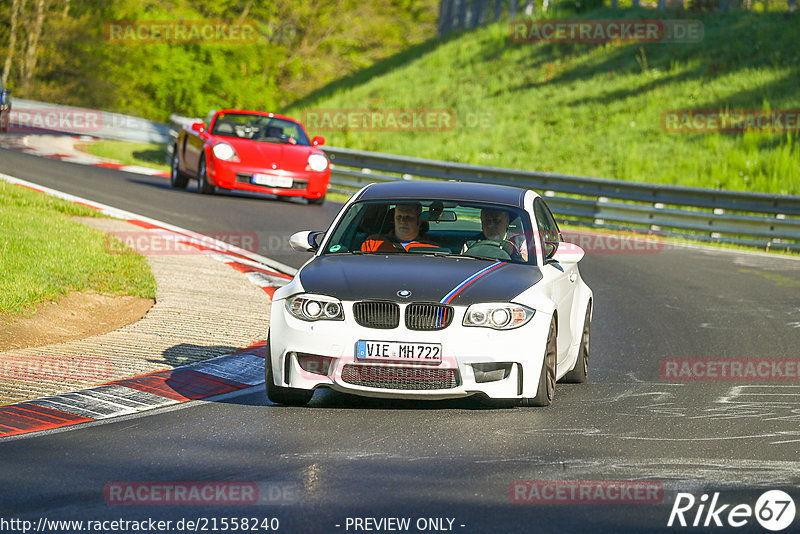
207, 157, 330, 200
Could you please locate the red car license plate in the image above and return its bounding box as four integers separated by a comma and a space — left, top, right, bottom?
252, 173, 293, 188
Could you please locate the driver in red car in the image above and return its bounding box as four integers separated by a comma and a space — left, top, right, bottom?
462, 208, 528, 261
361, 202, 439, 252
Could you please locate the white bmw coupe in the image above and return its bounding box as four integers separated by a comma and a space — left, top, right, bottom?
266, 181, 592, 406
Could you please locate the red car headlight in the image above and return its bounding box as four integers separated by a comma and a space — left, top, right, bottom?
306, 153, 329, 172
212, 142, 239, 162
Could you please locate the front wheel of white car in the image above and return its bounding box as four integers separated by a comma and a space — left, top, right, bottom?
265, 338, 313, 406
561, 302, 591, 384
521, 317, 557, 407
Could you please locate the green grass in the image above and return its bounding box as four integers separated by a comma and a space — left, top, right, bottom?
0, 181, 157, 315
284, 8, 800, 195
84, 140, 170, 172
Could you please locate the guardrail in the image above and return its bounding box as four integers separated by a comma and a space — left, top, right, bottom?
321, 146, 800, 251
11, 98, 171, 144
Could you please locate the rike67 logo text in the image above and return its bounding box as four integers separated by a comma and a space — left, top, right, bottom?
668, 490, 796, 531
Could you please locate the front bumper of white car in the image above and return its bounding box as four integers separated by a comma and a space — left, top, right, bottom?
268, 297, 552, 400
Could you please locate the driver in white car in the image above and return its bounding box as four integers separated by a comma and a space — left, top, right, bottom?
360, 202, 440, 253
462, 208, 529, 261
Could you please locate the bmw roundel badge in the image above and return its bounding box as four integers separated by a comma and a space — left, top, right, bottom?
397, 289, 412, 298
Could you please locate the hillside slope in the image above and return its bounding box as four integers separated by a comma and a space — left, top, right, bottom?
286, 8, 800, 194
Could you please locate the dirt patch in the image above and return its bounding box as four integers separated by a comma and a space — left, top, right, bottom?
74, 141, 108, 160
73, 141, 92, 154
0, 292, 154, 351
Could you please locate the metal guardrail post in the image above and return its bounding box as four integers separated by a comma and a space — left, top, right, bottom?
438, 0, 453, 36
524, 0, 535, 15
493, 0, 504, 21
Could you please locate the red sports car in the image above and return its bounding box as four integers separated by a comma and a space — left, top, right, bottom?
170, 109, 330, 205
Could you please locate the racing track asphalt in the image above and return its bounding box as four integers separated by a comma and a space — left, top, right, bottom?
1, 142, 799, 533
0, 138, 344, 267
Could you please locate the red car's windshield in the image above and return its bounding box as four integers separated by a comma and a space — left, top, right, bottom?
211, 113, 311, 146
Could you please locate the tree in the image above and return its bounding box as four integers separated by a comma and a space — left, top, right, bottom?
21, 0, 50, 94
1, 0, 25, 87
0, 0, 437, 118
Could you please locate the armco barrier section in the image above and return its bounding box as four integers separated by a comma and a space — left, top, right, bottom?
321, 146, 800, 251
10, 98, 170, 144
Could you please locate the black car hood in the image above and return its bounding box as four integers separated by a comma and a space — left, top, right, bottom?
298, 254, 542, 305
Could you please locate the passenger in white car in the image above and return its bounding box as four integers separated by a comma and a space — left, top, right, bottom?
462, 208, 528, 261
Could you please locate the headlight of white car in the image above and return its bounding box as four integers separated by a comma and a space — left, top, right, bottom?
212, 142, 239, 162
307, 153, 329, 172
463, 303, 535, 330
286, 294, 344, 321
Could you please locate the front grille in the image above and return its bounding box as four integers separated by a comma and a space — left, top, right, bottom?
353, 301, 400, 329
405, 303, 453, 331
235, 173, 308, 189
341, 364, 459, 390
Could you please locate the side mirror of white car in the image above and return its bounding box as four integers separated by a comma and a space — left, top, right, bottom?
550, 242, 585, 264
289, 231, 323, 252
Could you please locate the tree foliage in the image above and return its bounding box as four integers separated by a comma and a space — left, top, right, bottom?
0, 0, 437, 119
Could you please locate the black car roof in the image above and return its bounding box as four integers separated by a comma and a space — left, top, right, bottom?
355, 181, 528, 208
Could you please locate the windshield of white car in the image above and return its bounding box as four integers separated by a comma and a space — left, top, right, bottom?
322, 200, 536, 265
210, 113, 311, 146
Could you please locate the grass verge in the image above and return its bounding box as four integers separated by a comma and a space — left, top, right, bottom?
84, 140, 170, 172
0, 181, 157, 315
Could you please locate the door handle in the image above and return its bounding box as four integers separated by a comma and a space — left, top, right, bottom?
569, 273, 577, 283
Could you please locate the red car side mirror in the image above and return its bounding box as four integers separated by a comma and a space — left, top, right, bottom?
311, 136, 325, 147
191, 122, 205, 133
